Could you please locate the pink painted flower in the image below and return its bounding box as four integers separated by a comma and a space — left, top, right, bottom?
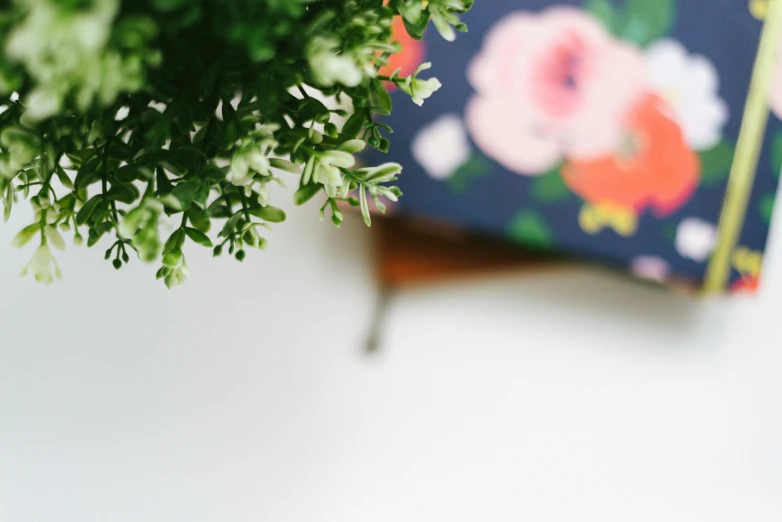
465, 7, 647, 175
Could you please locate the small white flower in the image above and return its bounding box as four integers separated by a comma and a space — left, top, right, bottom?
399, 63, 442, 106
411, 114, 471, 179
256, 183, 270, 207
308, 37, 362, 87
162, 249, 190, 288
676, 217, 718, 262
231, 147, 271, 186
644, 39, 728, 151
115, 106, 130, 121
230, 153, 250, 185
24, 87, 62, 122
630, 256, 670, 283
247, 150, 270, 176
313, 150, 355, 198
19, 243, 62, 285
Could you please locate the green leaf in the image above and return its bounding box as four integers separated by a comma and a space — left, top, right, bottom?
164, 229, 184, 252
172, 178, 201, 208
699, 141, 735, 187
75, 195, 102, 226
75, 156, 100, 190
221, 213, 244, 239
11, 223, 39, 248
618, 0, 675, 46
294, 184, 321, 205
156, 168, 173, 195
531, 166, 571, 203
184, 227, 213, 247
115, 164, 153, 183
87, 228, 106, 248
107, 183, 140, 204
269, 158, 300, 174
209, 205, 231, 219
759, 192, 776, 224
370, 79, 392, 116
187, 208, 211, 233
506, 210, 554, 250
341, 112, 366, 138
162, 248, 183, 268
248, 205, 286, 223
170, 146, 203, 170
402, 10, 431, 40
661, 222, 677, 243
584, 0, 616, 32
446, 154, 488, 193
55, 165, 74, 190
771, 131, 782, 179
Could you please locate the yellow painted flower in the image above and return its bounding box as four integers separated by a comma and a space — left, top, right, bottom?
750, 0, 769, 20
730, 246, 763, 292
578, 203, 638, 237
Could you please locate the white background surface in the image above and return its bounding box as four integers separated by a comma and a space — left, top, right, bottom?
2, 196, 782, 522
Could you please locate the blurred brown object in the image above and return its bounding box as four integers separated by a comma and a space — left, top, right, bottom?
371, 216, 560, 288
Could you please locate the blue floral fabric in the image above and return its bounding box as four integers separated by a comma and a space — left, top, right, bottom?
366, 0, 782, 292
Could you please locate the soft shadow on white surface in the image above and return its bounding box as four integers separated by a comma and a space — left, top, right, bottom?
1, 197, 781, 522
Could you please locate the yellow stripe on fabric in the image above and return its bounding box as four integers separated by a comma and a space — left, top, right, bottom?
703, 0, 782, 293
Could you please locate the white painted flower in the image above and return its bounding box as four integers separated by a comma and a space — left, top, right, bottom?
630, 256, 670, 283
644, 39, 728, 151
770, 31, 782, 120
19, 244, 62, 285
411, 114, 471, 180
676, 217, 718, 262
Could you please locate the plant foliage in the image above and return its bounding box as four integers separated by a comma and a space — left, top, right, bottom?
0, 0, 471, 286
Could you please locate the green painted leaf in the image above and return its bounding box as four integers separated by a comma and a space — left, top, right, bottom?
759, 192, 776, 224
661, 222, 677, 244
506, 210, 554, 250
531, 166, 571, 203
699, 141, 735, 187
584, 0, 616, 32
771, 131, 782, 179
619, 0, 675, 46
446, 154, 489, 193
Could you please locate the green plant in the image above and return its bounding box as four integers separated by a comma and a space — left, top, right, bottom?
0, 0, 471, 286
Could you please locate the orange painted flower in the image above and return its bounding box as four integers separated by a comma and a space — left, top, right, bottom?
379, 17, 425, 83
730, 246, 763, 293
562, 93, 700, 217
731, 275, 761, 293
